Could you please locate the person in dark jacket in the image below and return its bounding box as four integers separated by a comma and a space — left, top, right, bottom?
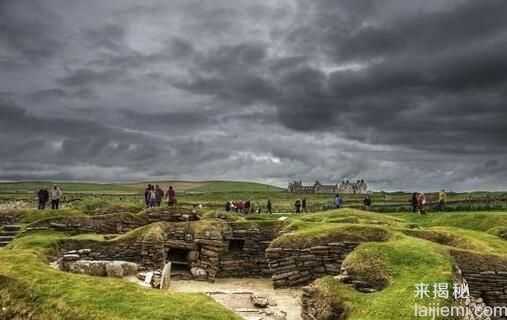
267, 199, 272, 214
363, 194, 372, 210
37, 188, 49, 210
295, 199, 302, 213
302, 198, 307, 213
411, 192, 418, 213
335, 194, 342, 208
155, 185, 164, 207
144, 184, 152, 208
166, 186, 176, 207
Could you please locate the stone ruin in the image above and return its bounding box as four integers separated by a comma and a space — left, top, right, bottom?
48, 209, 282, 283
25, 207, 507, 320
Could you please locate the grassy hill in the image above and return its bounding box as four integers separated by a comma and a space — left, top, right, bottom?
0, 180, 284, 194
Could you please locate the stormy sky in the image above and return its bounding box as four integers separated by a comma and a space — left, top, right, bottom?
1, 0, 506, 191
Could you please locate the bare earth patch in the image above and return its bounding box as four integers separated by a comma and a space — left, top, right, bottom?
170, 278, 302, 320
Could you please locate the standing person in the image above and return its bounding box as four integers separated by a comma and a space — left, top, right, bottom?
225, 201, 231, 212
411, 192, 418, 213
148, 186, 157, 208
302, 198, 307, 213
144, 184, 152, 208
363, 194, 372, 211
295, 199, 301, 214
37, 188, 49, 210
438, 189, 447, 211
42, 188, 49, 209
417, 192, 427, 215
244, 200, 251, 214
155, 185, 164, 207
166, 186, 176, 207
335, 194, 342, 209
50, 185, 62, 210
267, 199, 272, 214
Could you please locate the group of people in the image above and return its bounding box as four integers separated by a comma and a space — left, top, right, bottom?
224, 199, 272, 214
294, 198, 307, 213
411, 190, 447, 214
36, 185, 63, 210
144, 184, 176, 208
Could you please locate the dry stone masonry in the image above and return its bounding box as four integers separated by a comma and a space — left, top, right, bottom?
452, 249, 507, 320
266, 242, 360, 288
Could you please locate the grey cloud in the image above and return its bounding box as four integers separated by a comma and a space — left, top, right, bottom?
1, 0, 507, 191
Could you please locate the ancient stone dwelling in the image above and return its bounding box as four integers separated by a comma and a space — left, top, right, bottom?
288, 179, 368, 194
41, 209, 281, 281
38, 208, 366, 286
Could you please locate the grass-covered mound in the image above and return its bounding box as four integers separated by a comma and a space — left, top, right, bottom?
0, 231, 240, 320
281, 209, 507, 319
308, 236, 455, 320
271, 224, 392, 249
394, 211, 507, 232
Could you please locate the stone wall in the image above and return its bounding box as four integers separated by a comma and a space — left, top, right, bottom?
452, 249, 507, 320
217, 222, 281, 277
0, 210, 20, 226
266, 241, 360, 288
31, 208, 200, 234
55, 220, 282, 281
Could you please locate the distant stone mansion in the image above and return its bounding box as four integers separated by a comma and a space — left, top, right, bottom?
288, 180, 368, 194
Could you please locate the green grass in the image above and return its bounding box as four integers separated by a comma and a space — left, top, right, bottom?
314, 236, 454, 320
5, 203, 507, 319
0, 231, 240, 320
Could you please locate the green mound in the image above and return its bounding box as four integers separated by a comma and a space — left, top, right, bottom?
396, 211, 507, 232
0, 232, 240, 320
341, 246, 392, 290
312, 236, 454, 320
271, 224, 391, 249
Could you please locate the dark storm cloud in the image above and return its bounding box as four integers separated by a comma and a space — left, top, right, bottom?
1, 0, 507, 190
0, 1, 62, 66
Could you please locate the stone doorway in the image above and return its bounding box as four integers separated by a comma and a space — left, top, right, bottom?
166, 248, 191, 272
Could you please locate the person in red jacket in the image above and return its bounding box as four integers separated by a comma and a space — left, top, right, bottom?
166, 186, 176, 207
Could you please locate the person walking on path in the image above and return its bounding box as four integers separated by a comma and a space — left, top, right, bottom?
267, 199, 272, 214
335, 194, 342, 209
166, 186, 176, 207
302, 198, 307, 213
438, 189, 447, 211
50, 185, 62, 210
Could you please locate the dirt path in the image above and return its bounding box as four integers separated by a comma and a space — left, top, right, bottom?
169, 278, 302, 320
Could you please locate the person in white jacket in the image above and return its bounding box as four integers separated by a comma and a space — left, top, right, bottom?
50, 185, 63, 210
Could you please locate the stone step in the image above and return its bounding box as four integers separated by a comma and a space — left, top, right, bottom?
3, 225, 21, 232
0, 236, 14, 242
0, 241, 9, 247
0, 231, 18, 237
